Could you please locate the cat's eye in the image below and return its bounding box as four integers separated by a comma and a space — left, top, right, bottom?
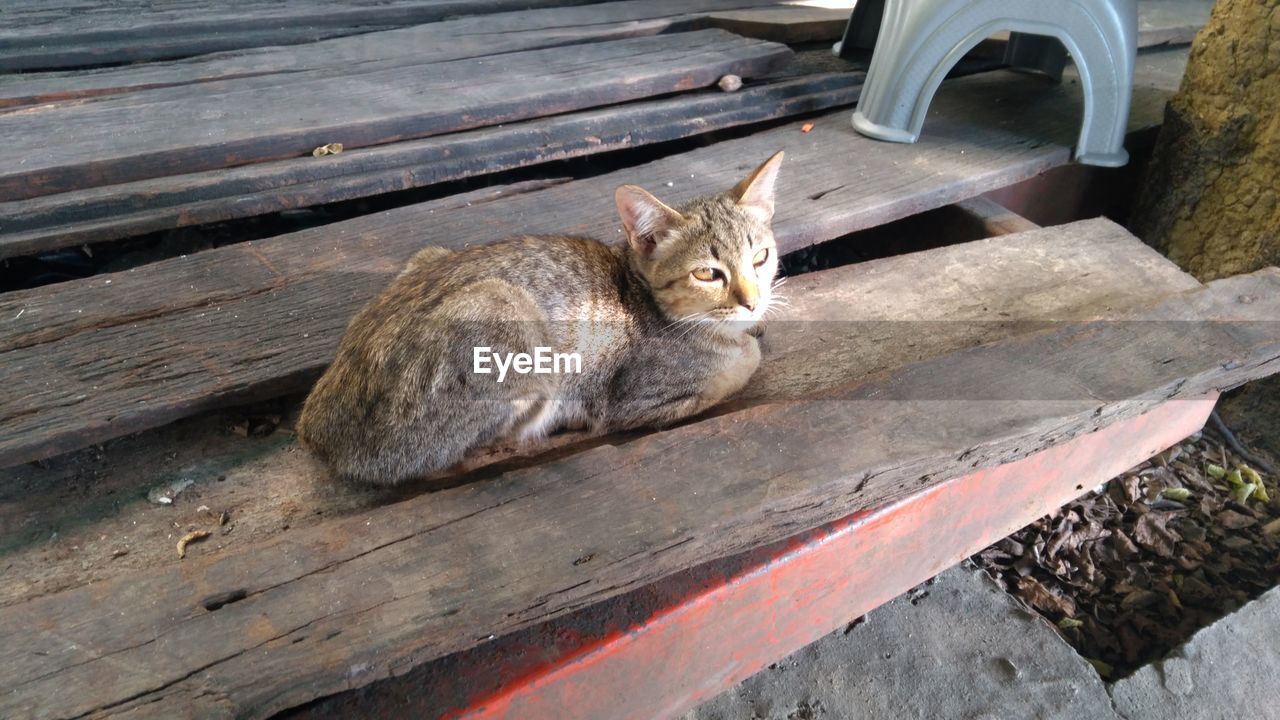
691, 267, 722, 283
752, 248, 770, 267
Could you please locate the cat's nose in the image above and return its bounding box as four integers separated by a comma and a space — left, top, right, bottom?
734, 283, 759, 313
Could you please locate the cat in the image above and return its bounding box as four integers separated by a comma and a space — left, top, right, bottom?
296, 151, 784, 485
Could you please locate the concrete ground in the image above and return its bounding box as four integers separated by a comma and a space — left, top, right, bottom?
683, 563, 1280, 720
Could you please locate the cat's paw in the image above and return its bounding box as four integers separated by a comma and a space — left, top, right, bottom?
747, 323, 765, 339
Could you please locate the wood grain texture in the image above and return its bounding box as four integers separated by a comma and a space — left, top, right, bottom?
0, 0, 601, 71
0, 73, 862, 258
0, 0, 1203, 112
0, 0, 785, 108
0, 0, 1201, 113
2, 227, 1276, 718
705, 6, 856, 44
738, 220, 1205, 407
0, 50, 1191, 468
0, 30, 792, 201
952, 196, 1041, 236
968, 0, 1211, 58
1136, 0, 1215, 46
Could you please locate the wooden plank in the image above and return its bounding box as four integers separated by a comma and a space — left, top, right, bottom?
0, 218, 1200, 610
0, 0, 1202, 113
952, 196, 1041, 236
966, 1, 1211, 62
0, 0, 602, 71
0, 50, 1190, 468
1136, 0, 1214, 47
706, 6, 855, 44
0, 73, 862, 259
2, 227, 1276, 718
300, 397, 1216, 720
0, 30, 792, 201
0, 0, 786, 109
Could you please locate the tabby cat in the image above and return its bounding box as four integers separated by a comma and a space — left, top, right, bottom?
297, 151, 784, 484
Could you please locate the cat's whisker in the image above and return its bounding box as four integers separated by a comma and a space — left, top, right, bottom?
678, 313, 717, 341
665, 311, 715, 341
660, 316, 690, 333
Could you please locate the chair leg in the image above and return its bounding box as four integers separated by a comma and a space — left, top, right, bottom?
1064, 1, 1137, 167
1004, 33, 1067, 82
834, 0, 886, 57
851, 0, 1137, 167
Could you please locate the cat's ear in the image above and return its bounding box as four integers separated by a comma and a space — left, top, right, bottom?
615, 185, 684, 257
731, 150, 784, 223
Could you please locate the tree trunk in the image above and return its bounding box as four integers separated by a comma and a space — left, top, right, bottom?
1131, 0, 1280, 461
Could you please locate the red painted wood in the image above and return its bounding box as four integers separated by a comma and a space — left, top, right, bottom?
435, 396, 1213, 719
291, 395, 1217, 719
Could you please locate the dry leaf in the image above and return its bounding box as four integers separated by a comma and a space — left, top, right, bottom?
1216, 509, 1257, 529
1120, 589, 1160, 609
1133, 513, 1180, 557
1015, 576, 1076, 617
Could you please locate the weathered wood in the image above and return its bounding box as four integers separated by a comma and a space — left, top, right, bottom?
0, 0, 1204, 112
1136, 0, 1215, 47
969, 1, 1212, 58
280, 398, 1217, 720
952, 196, 1041, 236
2, 224, 1276, 718
0, 0, 786, 109
706, 6, 855, 43
739, 220, 1205, 406
0, 216, 1199, 610
0, 30, 792, 201
0, 50, 1191, 468
0, 0, 602, 71
0, 73, 861, 259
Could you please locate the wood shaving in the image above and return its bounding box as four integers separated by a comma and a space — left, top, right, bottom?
176, 530, 211, 559
312, 143, 344, 157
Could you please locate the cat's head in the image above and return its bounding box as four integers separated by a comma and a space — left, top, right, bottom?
616, 151, 784, 333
